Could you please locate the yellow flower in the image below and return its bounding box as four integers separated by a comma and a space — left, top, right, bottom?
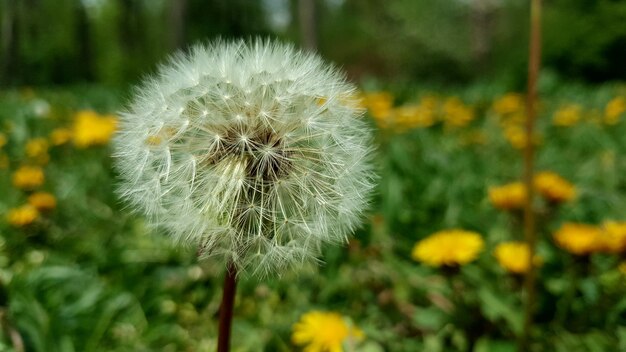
493, 93, 524, 116
25, 138, 48, 157
553, 223, 601, 255
292, 311, 364, 352
603, 97, 626, 125
50, 128, 73, 146
28, 192, 57, 211
442, 97, 475, 128
494, 242, 541, 274
392, 104, 436, 130
596, 220, 626, 254
534, 171, 576, 203
363, 92, 393, 123
7, 205, 39, 227
552, 104, 582, 127
0, 133, 6, 148
72, 110, 118, 148
488, 182, 527, 211
25, 137, 50, 164
412, 229, 484, 267
503, 125, 540, 149
12, 165, 44, 190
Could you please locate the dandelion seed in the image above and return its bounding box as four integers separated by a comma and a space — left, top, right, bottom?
114, 39, 375, 277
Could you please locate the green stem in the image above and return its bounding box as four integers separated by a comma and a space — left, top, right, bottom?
521, 0, 542, 350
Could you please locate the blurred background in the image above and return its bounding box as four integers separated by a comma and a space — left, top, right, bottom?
0, 1, 625, 351
3, 0, 626, 88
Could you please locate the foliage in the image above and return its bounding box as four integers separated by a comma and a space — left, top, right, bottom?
0, 83, 625, 351
3, 0, 626, 87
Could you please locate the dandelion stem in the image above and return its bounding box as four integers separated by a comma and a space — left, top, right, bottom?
521, 0, 542, 350
217, 261, 237, 352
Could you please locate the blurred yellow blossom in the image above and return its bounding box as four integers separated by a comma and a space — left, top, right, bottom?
553, 223, 601, 255
28, 192, 57, 212
292, 311, 364, 352
488, 182, 527, 211
392, 104, 436, 130
363, 92, 393, 123
493, 93, 524, 115
25, 137, 50, 164
494, 242, 540, 274
0, 133, 6, 148
552, 104, 582, 127
503, 125, 541, 149
534, 171, 576, 203
412, 229, 484, 267
7, 205, 39, 227
603, 97, 625, 125
442, 97, 475, 128
50, 128, 73, 146
72, 110, 118, 148
596, 221, 626, 254
12, 165, 44, 190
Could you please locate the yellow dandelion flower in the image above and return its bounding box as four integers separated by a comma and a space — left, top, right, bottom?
292, 311, 364, 352
534, 171, 576, 203
12, 165, 44, 190
7, 205, 39, 227
501, 112, 527, 126
494, 242, 541, 274
412, 229, 484, 267
28, 192, 57, 211
596, 221, 626, 254
50, 128, 73, 146
25, 137, 50, 164
603, 97, 626, 125
552, 104, 582, 127
493, 93, 524, 116
25, 138, 48, 158
419, 95, 439, 110
72, 110, 118, 148
442, 97, 475, 128
363, 92, 393, 121
392, 104, 435, 130
553, 223, 601, 255
488, 182, 527, 211
503, 125, 540, 149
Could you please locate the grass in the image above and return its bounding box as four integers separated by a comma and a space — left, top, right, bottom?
0, 83, 625, 351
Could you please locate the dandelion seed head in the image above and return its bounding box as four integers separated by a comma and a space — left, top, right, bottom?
114, 39, 375, 277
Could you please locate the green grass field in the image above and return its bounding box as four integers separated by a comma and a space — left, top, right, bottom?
0, 83, 625, 352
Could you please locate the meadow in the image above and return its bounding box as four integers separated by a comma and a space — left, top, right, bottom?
0, 82, 625, 352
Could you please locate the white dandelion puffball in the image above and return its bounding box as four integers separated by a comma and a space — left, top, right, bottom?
114, 40, 375, 277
